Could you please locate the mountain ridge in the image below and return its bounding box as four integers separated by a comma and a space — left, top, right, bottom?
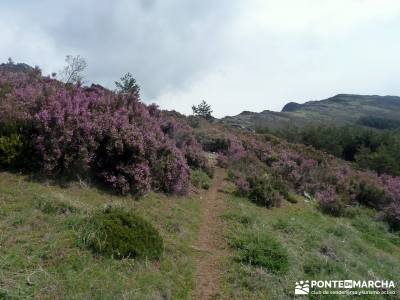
221, 94, 400, 129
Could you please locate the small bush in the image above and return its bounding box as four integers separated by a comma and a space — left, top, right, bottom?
317, 186, 346, 217
383, 202, 400, 231
191, 169, 212, 190
81, 208, 164, 259
34, 196, 77, 215
286, 192, 299, 204
216, 154, 228, 168
356, 181, 387, 209
247, 175, 284, 208
196, 133, 230, 153
234, 176, 250, 196
0, 134, 25, 167
318, 198, 346, 217
229, 227, 289, 273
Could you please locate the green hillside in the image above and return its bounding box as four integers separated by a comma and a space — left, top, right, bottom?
1, 169, 399, 299
221, 94, 400, 129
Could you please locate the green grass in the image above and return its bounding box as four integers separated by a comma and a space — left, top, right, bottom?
227, 225, 289, 274
220, 193, 400, 300
0, 171, 201, 299
1, 169, 400, 299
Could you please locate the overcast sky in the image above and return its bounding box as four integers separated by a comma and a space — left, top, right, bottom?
1, 1, 400, 117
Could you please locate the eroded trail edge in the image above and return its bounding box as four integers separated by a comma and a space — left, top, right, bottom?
192, 168, 229, 300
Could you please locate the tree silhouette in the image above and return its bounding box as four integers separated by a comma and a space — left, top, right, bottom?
192, 100, 213, 120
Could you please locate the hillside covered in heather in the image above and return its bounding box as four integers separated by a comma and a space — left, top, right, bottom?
0, 65, 399, 298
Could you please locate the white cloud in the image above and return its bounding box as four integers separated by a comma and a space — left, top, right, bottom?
242, 0, 400, 34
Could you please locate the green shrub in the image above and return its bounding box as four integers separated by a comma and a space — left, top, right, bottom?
191, 169, 211, 190
247, 175, 284, 208
286, 192, 299, 204
34, 196, 77, 215
195, 132, 230, 153
0, 134, 25, 167
229, 227, 289, 273
318, 196, 346, 217
356, 181, 387, 209
81, 208, 164, 259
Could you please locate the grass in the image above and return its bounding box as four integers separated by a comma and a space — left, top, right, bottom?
227, 225, 289, 274
0, 171, 201, 299
220, 192, 400, 300
1, 169, 400, 299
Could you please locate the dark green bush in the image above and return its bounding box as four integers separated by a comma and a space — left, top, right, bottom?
356, 181, 388, 209
196, 132, 230, 153
247, 175, 284, 208
229, 227, 289, 273
190, 169, 212, 190
82, 208, 164, 259
0, 134, 25, 167
318, 196, 347, 217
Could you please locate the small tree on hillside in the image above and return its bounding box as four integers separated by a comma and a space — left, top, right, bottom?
192, 100, 213, 120
61, 55, 87, 84
115, 72, 140, 99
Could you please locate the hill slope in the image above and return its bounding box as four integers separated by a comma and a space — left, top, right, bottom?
221, 94, 400, 129
1, 168, 400, 299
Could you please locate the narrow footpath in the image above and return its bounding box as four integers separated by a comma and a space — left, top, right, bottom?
192, 168, 229, 300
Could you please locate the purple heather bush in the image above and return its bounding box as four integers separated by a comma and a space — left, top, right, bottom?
159, 112, 212, 176
234, 176, 250, 196
316, 185, 345, 217
225, 131, 400, 228
216, 154, 228, 168
0, 71, 190, 195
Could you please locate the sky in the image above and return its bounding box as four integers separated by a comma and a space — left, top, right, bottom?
1, 0, 400, 117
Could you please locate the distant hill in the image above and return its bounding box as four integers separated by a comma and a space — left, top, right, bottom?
0, 61, 35, 73
221, 94, 400, 129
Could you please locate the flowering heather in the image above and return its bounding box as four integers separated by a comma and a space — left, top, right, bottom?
381, 175, 400, 202
216, 154, 228, 168
1, 69, 400, 228
234, 176, 250, 196
227, 134, 247, 160
0, 71, 190, 195
316, 185, 344, 216
159, 112, 211, 175
220, 128, 400, 228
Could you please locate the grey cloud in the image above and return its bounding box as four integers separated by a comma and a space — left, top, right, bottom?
2, 0, 239, 101
1, 1, 400, 117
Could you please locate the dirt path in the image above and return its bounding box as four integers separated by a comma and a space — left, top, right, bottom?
192, 168, 229, 300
